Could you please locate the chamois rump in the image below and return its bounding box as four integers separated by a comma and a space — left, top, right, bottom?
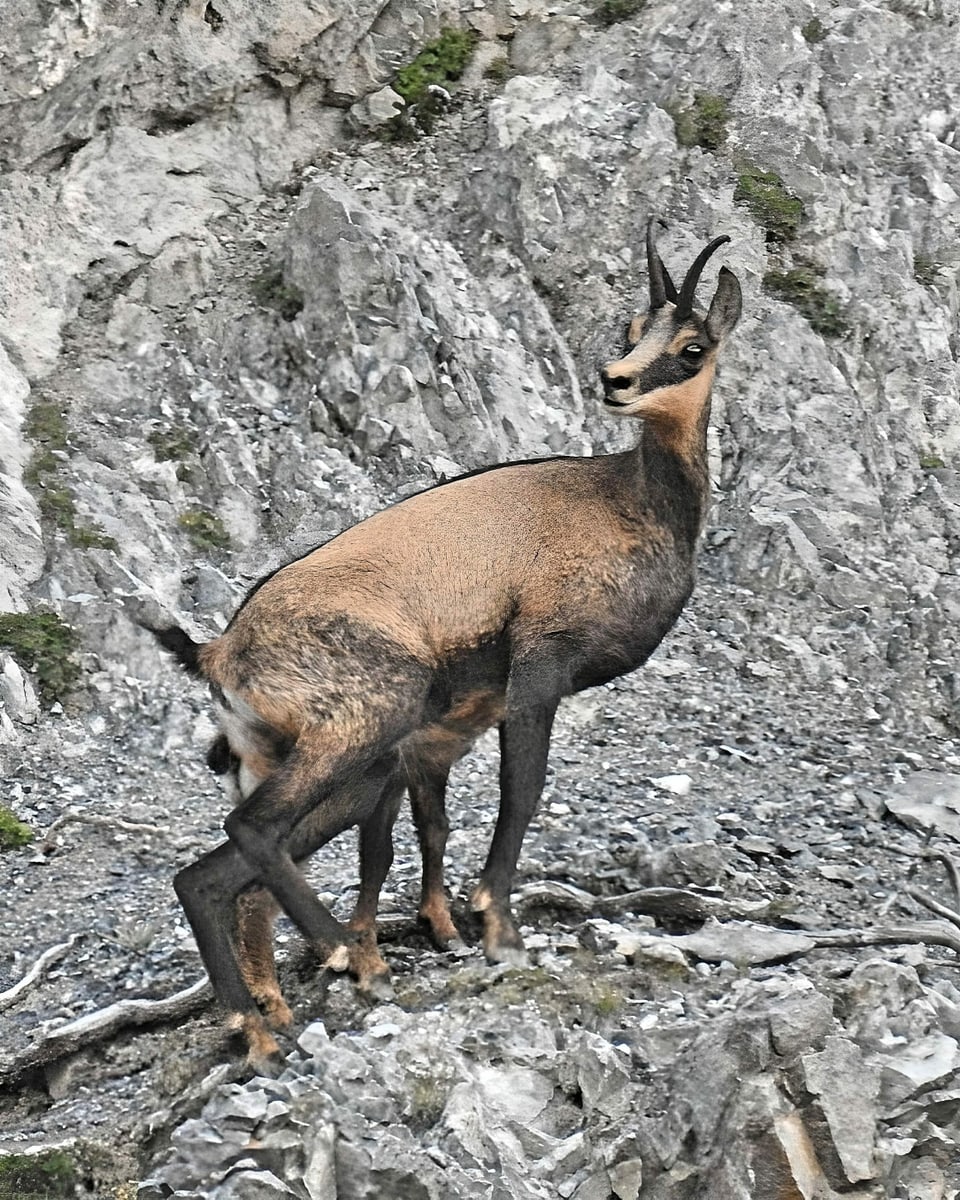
151, 222, 742, 1061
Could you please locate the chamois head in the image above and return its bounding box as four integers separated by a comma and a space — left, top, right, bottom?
600, 220, 742, 423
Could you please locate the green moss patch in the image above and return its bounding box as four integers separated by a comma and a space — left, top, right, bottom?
920, 452, 947, 470
763, 266, 849, 336
484, 56, 510, 84
393, 28, 477, 105
148, 425, 198, 482
734, 166, 804, 241
0, 1149, 77, 1197
801, 16, 827, 42
913, 253, 942, 286
0, 611, 81, 705
592, 0, 647, 25
178, 508, 231, 552
404, 1069, 454, 1131
23, 399, 118, 550
0, 805, 33, 850
148, 426, 196, 464
384, 28, 478, 140
672, 93, 730, 150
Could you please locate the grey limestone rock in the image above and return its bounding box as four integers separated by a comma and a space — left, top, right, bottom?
3, 0, 960, 1197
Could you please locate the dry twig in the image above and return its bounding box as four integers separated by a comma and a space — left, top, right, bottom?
904, 885, 960, 932
928, 847, 960, 913
515, 881, 768, 923
0, 978, 212, 1085
0, 935, 80, 1012
811, 922, 960, 957
43, 809, 162, 843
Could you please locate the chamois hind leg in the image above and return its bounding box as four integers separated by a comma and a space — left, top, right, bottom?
209, 744, 292, 1032
346, 770, 406, 998
223, 725, 410, 979
408, 762, 463, 949
472, 700, 558, 965
174, 841, 284, 1064
236, 887, 291, 1031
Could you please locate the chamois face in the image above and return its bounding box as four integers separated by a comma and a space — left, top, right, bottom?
600, 227, 741, 423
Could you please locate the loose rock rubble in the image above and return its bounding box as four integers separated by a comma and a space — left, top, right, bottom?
138, 954, 960, 1199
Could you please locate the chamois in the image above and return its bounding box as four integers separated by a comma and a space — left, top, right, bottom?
151, 222, 741, 1061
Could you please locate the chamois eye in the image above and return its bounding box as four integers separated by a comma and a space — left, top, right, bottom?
682, 343, 704, 360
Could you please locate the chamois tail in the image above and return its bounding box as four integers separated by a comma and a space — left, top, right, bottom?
146, 622, 206, 678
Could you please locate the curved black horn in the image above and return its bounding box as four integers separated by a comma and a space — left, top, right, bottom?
646, 218, 679, 309
675, 234, 731, 320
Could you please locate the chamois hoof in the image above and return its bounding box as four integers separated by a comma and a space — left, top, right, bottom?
227, 1012, 285, 1072
474, 892, 528, 967
417, 912, 465, 953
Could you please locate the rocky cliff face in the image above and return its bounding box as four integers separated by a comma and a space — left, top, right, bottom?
2, 0, 958, 731
1, 1, 959, 1196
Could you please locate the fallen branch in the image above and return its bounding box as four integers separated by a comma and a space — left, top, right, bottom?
905, 885, 960, 932
44, 977, 212, 1052
594, 886, 770, 921
811, 922, 960, 957
0, 935, 80, 1012
515, 880, 769, 923
928, 848, 960, 913
0, 978, 212, 1084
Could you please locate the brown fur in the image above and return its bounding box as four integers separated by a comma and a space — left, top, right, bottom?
156, 233, 742, 1062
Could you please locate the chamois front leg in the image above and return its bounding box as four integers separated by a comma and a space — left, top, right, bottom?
472, 701, 558, 966
408, 762, 463, 950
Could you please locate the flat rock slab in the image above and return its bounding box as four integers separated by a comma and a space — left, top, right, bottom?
885, 772, 960, 842
879, 1032, 960, 1108
665, 921, 817, 965
802, 1036, 880, 1184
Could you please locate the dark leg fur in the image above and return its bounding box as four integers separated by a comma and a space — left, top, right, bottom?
472, 699, 558, 964
408, 764, 462, 948
174, 842, 264, 1018
348, 773, 406, 995
177, 755, 403, 1061
222, 732, 409, 965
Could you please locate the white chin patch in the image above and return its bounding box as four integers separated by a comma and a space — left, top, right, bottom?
604, 396, 643, 416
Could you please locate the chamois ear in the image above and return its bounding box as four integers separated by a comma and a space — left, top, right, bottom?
705, 266, 742, 342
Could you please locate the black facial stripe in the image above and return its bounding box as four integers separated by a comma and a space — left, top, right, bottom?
635, 353, 702, 393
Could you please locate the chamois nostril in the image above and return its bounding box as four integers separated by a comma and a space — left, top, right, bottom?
601, 370, 630, 394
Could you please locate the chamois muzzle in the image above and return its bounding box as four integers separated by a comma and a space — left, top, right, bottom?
600, 368, 632, 404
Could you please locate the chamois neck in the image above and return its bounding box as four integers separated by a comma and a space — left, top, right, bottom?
628, 407, 712, 547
